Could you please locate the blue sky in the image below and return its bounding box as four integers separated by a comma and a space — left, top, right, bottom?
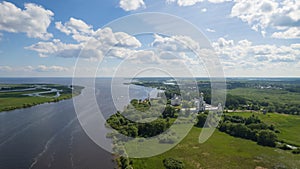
0, 0, 299, 77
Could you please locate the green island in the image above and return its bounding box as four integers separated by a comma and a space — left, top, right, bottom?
0, 83, 84, 112
107, 78, 300, 169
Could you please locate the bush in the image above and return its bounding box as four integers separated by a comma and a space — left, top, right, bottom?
279, 143, 293, 150
118, 156, 133, 169
195, 114, 207, 127
292, 148, 300, 154
163, 158, 185, 169
245, 115, 261, 125
257, 130, 277, 147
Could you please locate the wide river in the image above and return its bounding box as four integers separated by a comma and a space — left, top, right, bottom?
0, 78, 151, 169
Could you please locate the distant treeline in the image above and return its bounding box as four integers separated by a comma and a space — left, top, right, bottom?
133, 80, 300, 115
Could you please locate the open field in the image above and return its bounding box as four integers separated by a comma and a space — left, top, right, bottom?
0, 84, 83, 112
131, 126, 300, 169
227, 112, 300, 147
130, 112, 300, 169
228, 88, 300, 106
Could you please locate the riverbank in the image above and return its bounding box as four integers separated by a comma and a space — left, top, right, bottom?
0, 84, 84, 112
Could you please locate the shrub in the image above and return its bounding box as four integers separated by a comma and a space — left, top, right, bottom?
292, 149, 300, 154
195, 114, 207, 127
279, 143, 293, 150
163, 158, 185, 169
257, 130, 277, 147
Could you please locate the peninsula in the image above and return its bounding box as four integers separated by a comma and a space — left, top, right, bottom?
0, 83, 84, 112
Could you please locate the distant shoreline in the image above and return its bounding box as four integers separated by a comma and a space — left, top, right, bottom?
0, 84, 84, 113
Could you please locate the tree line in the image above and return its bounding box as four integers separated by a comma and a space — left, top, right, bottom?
195, 113, 278, 147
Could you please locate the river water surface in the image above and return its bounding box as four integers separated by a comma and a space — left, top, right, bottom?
0, 78, 150, 169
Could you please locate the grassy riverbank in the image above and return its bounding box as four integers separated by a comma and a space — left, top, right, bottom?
0, 84, 83, 112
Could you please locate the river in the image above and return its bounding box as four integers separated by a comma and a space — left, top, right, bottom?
0, 78, 151, 169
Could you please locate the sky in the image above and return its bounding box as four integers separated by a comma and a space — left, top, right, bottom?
0, 0, 299, 77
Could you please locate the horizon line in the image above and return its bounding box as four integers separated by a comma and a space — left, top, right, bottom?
0, 76, 300, 78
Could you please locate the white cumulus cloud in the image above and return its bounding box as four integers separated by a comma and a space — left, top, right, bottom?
0, 1, 53, 40
231, 0, 300, 39
55, 17, 94, 42
177, 0, 204, 6
27, 18, 142, 60
271, 27, 300, 39
34, 65, 69, 72
208, 0, 232, 3
152, 34, 200, 52
212, 37, 300, 76
25, 39, 82, 58
212, 37, 300, 65
119, 0, 145, 11
166, 0, 231, 6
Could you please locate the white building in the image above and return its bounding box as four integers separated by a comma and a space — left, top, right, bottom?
196, 92, 206, 112
171, 94, 181, 106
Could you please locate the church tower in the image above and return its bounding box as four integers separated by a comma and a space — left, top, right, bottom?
198, 92, 205, 112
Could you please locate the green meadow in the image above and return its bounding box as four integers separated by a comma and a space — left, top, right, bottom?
228, 88, 300, 106
228, 112, 300, 147
131, 112, 300, 169
0, 84, 83, 112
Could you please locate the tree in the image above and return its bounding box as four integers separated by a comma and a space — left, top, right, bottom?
195, 114, 207, 127
119, 156, 130, 169
126, 125, 138, 137
162, 106, 176, 118
257, 130, 277, 147
163, 158, 185, 169
245, 115, 261, 125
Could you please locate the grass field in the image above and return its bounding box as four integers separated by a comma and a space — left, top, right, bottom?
0, 84, 83, 112
228, 88, 300, 105
130, 113, 300, 169
227, 112, 300, 146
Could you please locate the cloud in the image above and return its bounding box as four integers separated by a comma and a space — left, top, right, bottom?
34, 65, 69, 72
25, 39, 82, 58
166, 0, 231, 6
0, 1, 53, 40
55, 17, 94, 42
0, 66, 12, 72
149, 34, 214, 67
206, 28, 216, 32
201, 8, 207, 12
152, 34, 199, 52
176, 0, 204, 6
214, 37, 234, 48
119, 0, 145, 11
271, 27, 300, 39
0, 65, 69, 73
208, 0, 232, 3
230, 0, 300, 39
129, 50, 160, 64
27, 18, 142, 59
212, 37, 300, 67
212, 37, 300, 76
